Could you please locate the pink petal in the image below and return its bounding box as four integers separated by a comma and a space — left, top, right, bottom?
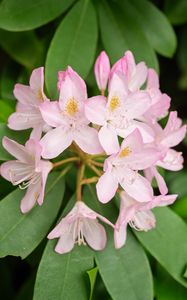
129, 62, 147, 92
84, 96, 107, 125
40, 127, 72, 159
37, 160, 52, 205
151, 167, 168, 195
161, 125, 186, 148
121, 129, 143, 153
125, 91, 151, 119
96, 171, 118, 203
118, 121, 155, 143
25, 139, 42, 167
74, 126, 103, 155
0, 161, 31, 184
108, 71, 128, 101
29, 67, 44, 91
83, 219, 107, 251
98, 126, 120, 155
13, 84, 37, 105
8, 110, 42, 130
2, 137, 31, 163
120, 172, 153, 202
146, 194, 177, 210
54, 231, 75, 254
157, 149, 184, 171
20, 179, 41, 213
39, 101, 64, 127
114, 222, 127, 249
147, 68, 159, 89
94, 51, 110, 91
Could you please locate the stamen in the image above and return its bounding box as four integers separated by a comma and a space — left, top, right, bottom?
119, 146, 131, 158
109, 96, 120, 111
66, 98, 78, 116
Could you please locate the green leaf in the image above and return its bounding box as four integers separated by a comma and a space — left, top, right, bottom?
0, 64, 18, 100
0, 29, 43, 69
33, 241, 94, 300
45, 0, 98, 98
168, 171, 187, 198
134, 207, 187, 287
0, 123, 30, 161
87, 267, 98, 300
98, 0, 158, 70
0, 0, 76, 31
95, 230, 153, 300
0, 99, 15, 123
172, 196, 187, 218
156, 264, 187, 300
123, 0, 177, 57
83, 186, 153, 300
0, 172, 65, 259
165, 0, 187, 25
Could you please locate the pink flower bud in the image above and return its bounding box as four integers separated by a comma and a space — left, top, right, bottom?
94, 51, 110, 93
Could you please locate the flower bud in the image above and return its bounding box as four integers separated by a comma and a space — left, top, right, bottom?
94, 51, 110, 93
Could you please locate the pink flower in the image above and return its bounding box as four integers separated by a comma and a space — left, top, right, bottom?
145, 111, 186, 194
96, 129, 160, 203
94, 51, 110, 92
110, 50, 148, 92
0, 137, 52, 213
143, 69, 171, 123
85, 71, 154, 155
39, 66, 103, 158
114, 191, 177, 249
48, 201, 114, 254
8, 67, 50, 139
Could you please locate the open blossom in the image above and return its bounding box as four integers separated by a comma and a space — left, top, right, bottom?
8, 67, 50, 139
94, 51, 110, 92
114, 191, 177, 249
0, 137, 52, 213
48, 201, 114, 254
110, 50, 148, 92
145, 111, 187, 195
96, 129, 161, 203
39, 66, 103, 159
85, 71, 154, 155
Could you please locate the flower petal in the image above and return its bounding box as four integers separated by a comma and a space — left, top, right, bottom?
8, 110, 42, 130
85, 96, 107, 125
13, 84, 37, 105
40, 127, 72, 159
2, 137, 31, 163
98, 125, 120, 155
114, 222, 127, 249
39, 101, 65, 127
96, 171, 118, 203
83, 219, 107, 251
74, 126, 103, 155
20, 179, 41, 213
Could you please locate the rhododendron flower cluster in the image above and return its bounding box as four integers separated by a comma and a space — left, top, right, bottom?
0, 50, 186, 254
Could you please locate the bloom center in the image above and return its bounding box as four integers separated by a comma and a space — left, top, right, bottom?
119, 146, 131, 158
66, 98, 78, 116
109, 96, 120, 111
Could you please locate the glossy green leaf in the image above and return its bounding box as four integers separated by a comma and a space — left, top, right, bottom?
95, 230, 153, 300
98, 0, 158, 70
87, 267, 98, 300
0, 29, 43, 69
0, 0, 76, 31
165, 0, 187, 25
33, 241, 94, 300
83, 186, 153, 300
123, 0, 177, 57
0, 64, 18, 100
0, 124, 30, 161
135, 207, 187, 287
156, 264, 187, 300
0, 172, 65, 259
172, 196, 187, 218
0, 100, 15, 123
45, 0, 98, 98
168, 171, 187, 198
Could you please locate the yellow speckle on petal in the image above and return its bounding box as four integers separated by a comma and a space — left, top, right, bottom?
109, 96, 120, 111
119, 146, 131, 158
38, 89, 44, 102
66, 98, 78, 116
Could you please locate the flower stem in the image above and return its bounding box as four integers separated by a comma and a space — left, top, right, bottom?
88, 163, 103, 176
91, 160, 104, 167
76, 163, 85, 201
53, 157, 80, 168
81, 176, 98, 185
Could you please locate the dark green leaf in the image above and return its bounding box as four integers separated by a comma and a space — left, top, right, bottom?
0, 0, 76, 31
0, 99, 15, 123
98, 0, 158, 70
87, 267, 98, 300
156, 264, 187, 300
45, 0, 98, 98
33, 241, 94, 300
0, 172, 65, 259
0, 123, 30, 161
0, 29, 43, 69
165, 0, 187, 25
172, 196, 187, 218
123, 0, 177, 57
135, 207, 187, 287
